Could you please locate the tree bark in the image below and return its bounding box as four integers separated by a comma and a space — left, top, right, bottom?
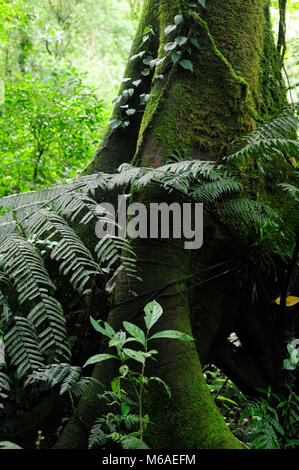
54, 0, 289, 449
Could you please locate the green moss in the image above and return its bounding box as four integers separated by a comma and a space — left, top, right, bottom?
132, 0, 270, 168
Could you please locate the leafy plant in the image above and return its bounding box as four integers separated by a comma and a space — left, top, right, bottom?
85, 299, 193, 449
0, 71, 105, 197
241, 387, 299, 449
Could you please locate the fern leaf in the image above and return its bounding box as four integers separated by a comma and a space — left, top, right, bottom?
0, 371, 10, 409
4, 316, 45, 380
24, 210, 99, 294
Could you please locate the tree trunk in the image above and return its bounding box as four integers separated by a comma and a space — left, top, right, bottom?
54, 0, 288, 449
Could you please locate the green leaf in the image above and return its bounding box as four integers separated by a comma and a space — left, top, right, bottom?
215, 396, 238, 405
126, 109, 136, 116
190, 37, 200, 49
175, 36, 187, 47
111, 377, 120, 394
112, 96, 122, 104
132, 79, 142, 87
0, 441, 23, 449
144, 300, 163, 330
119, 365, 129, 377
149, 330, 194, 342
198, 0, 206, 7
149, 376, 171, 397
282, 358, 296, 370
174, 14, 183, 25
121, 404, 131, 416
164, 41, 177, 51
83, 353, 118, 367
179, 60, 193, 72
90, 317, 115, 338
141, 68, 150, 76
123, 348, 145, 364
108, 118, 122, 129
171, 50, 181, 63
123, 321, 146, 347
164, 24, 177, 35
143, 55, 154, 65
130, 51, 145, 61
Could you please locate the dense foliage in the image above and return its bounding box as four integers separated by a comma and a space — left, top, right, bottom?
0, 0, 298, 451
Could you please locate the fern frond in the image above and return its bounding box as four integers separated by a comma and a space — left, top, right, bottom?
52, 192, 99, 225
88, 418, 107, 448
95, 235, 139, 284
191, 178, 241, 206
31, 363, 79, 392
0, 234, 56, 305
217, 198, 281, 229
0, 370, 10, 409
4, 316, 45, 381
227, 105, 298, 162
24, 210, 99, 294
278, 183, 299, 202
28, 296, 70, 358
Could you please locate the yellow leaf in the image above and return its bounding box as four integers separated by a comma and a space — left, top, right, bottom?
274, 296, 299, 307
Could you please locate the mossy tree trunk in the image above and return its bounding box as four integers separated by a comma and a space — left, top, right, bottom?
54, 0, 290, 449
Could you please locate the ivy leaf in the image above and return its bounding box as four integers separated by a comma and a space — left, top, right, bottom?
112, 96, 122, 104
123, 88, 134, 97
122, 77, 131, 83
132, 79, 142, 87
140, 93, 150, 104
143, 55, 154, 65
141, 68, 150, 76
179, 60, 193, 72
108, 118, 122, 129
171, 50, 181, 63
130, 51, 145, 61
198, 0, 206, 7
164, 24, 177, 35
126, 109, 136, 116
149, 330, 194, 342
190, 37, 200, 49
174, 14, 183, 25
149, 57, 165, 67
164, 41, 177, 52
175, 36, 187, 47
